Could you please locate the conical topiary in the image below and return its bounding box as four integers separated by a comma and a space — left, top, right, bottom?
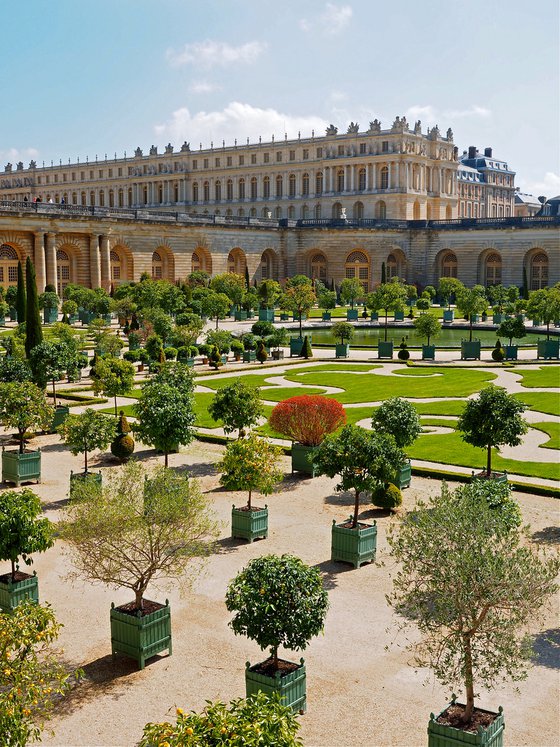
256, 340, 268, 364
111, 409, 135, 461
301, 336, 313, 359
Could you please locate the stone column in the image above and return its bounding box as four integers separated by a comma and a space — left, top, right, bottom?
33, 232, 46, 292
45, 233, 57, 289
100, 235, 111, 291
89, 234, 101, 288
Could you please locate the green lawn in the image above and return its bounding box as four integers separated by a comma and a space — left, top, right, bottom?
530, 422, 560, 450
513, 392, 560, 416
517, 366, 560, 389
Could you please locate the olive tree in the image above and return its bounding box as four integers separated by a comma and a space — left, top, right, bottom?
387, 481, 559, 724
208, 380, 264, 438
457, 385, 527, 476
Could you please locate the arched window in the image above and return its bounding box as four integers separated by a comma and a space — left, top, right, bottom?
118, 189, 124, 207
90, 190, 95, 205
353, 201, 364, 219
203, 181, 210, 202
238, 208, 245, 217
238, 178, 245, 200
110, 250, 122, 282
228, 248, 246, 275
109, 189, 115, 207
289, 174, 296, 197
260, 249, 278, 280
345, 251, 369, 290
127, 188, 133, 206
263, 176, 270, 200
249, 207, 256, 217
337, 168, 344, 193
276, 175, 283, 198
386, 253, 399, 280
288, 205, 295, 219
226, 179, 233, 201
72, 192, 77, 205
311, 253, 327, 282
99, 190, 105, 207
143, 186, 148, 204
215, 180, 221, 201
81, 191, 87, 206
174, 184, 179, 202
157, 185, 163, 204
332, 202, 342, 219
275, 207, 282, 219
314, 203, 322, 219
358, 168, 366, 191
441, 251, 458, 278
191, 252, 201, 273
152, 251, 163, 279
377, 201, 386, 219
315, 171, 323, 195
56, 249, 71, 296
380, 166, 389, 189
192, 182, 199, 202
0, 245, 19, 287
485, 252, 502, 286
413, 201, 420, 220
302, 173, 309, 196
302, 204, 309, 219
530, 252, 548, 290
250, 177, 257, 200
192, 248, 212, 275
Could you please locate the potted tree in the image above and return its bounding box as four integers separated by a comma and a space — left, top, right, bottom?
29, 340, 77, 431
367, 280, 408, 358
340, 277, 363, 320
257, 279, 281, 322
269, 395, 346, 477
413, 310, 441, 360
438, 277, 463, 323
0, 298, 10, 326
331, 321, 354, 358
371, 397, 421, 490
208, 380, 264, 439
38, 290, 59, 324
497, 316, 526, 360
314, 425, 405, 568
269, 327, 288, 360
226, 554, 329, 713
57, 408, 117, 493
318, 289, 337, 321
111, 409, 135, 462
456, 284, 487, 359
526, 286, 560, 360
91, 357, 136, 416
6, 285, 18, 321
218, 435, 283, 542
0, 382, 54, 486
231, 339, 244, 362
387, 481, 559, 747
458, 385, 528, 482
60, 462, 219, 669
0, 488, 54, 612
280, 276, 316, 342
61, 299, 78, 324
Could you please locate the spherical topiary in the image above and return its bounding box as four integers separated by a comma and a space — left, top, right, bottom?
372, 482, 403, 510
398, 338, 410, 360
491, 340, 505, 362
111, 433, 135, 461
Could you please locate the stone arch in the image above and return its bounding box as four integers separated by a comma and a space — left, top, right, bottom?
332, 202, 343, 219
436, 249, 458, 280
192, 246, 212, 275
0, 243, 21, 288
227, 247, 247, 275
353, 201, 364, 219
55, 238, 82, 296
260, 248, 279, 281
110, 244, 134, 284
413, 200, 421, 220
152, 245, 175, 281
376, 200, 387, 219
309, 251, 328, 283
386, 248, 408, 282
478, 249, 502, 287
345, 249, 370, 291
525, 248, 549, 290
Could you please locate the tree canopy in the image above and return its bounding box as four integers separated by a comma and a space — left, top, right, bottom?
208, 380, 264, 438
218, 435, 283, 509
57, 408, 117, 473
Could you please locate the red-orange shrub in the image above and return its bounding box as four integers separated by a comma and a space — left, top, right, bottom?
269, 395, 346, 446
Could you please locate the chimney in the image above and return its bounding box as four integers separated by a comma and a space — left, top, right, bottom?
484, 147, 492, 157
468, 145, 476, 158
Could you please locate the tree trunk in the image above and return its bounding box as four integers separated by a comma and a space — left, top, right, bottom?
215, 316, 219, 330
164, 451, 169, 468
19, 429, 25, 454
352, 489, 360, 528
469, 319, 473, 342
271, 645, 278, 669
247, 487, 252, 510
298, 312, 302, 338
52, 379, 57, 407
11, 558, 16, 583
84, 448, 88, 474
486, 444, 492, 476
463, 633, 475, 722
384, 312, 388, 341
114, 394, 118, 416
135, 588, 144, 610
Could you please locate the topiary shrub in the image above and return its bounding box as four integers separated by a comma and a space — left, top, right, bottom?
301, 335, 313, 359
231, 339, 244, 360
209, 345, 222, 369
372, 482, 402, 510
164, 347, 177, 360
397, 338, 410, 360
256, 341, 268, 364
137, 348, 150, 364
198, 343, 212, 358
491, 340, 505, 361
111, 410, 135, 461
123, 350, 138, 363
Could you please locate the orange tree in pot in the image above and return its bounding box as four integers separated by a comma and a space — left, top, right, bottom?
269, 395, 346, 477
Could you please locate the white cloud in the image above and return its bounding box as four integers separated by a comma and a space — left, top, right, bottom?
518, 171, 560, 199
189, 81, 221, 94
300, 3, 353, 35
445, 105, 491, 119
405, 103, 491, 128
166, 40, 266, 69
0, 147, 39, 164
154, 101, 328, 148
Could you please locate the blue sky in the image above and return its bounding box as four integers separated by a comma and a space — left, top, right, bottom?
2, 0, 558, 196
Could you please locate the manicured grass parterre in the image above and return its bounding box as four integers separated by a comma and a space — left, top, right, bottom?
517, 366, 560, 389
513, 391, 560, 416
530, 421, 560, 450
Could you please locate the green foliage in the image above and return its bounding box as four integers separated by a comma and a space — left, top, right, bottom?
280, 277, 316, 337
371, 397, 421, 450
314, 425, 405, 526
0, 357, 32, 383
423, 285, 437, 300
387, 482, 559, 720
371, 482, 402, 510
413, 312, 441, 344
25, 257, 42, 358
60, 299, 78, 317
91, 357, 135, 416
206, 329, 233, 353
397, 338, 410, 360
437, 277, 463, 308
209, 345, 223, 369
195, 289, 232, 328
57, 408, 117, 473
16, 261, 26, 326
60, 461, 219, 609
331, 321, 354, 344
218, 434, 283, 508
526, 286, 560, 338
415, 297, 430, 312
301, 335, 312, 359
269, 326, 288, 349
458, 385, 528, 475
0, 489, 54, 580
340, 277, 364, 308
256, 341, 268, 364
230, 339, 244, 358
140, 692, 303, 747
145, 307, 174, 343
38, 291, 59, 310
497, 316, 526, 345
257, 279, 282, 309
241, 286, 260, 313
164, 347, 177, 360
209, 381, 264, 438
210, 272, 246, 306
367, 281, 408, 340
317, 289, 337, 311
0, 381, 54, 453
226, 554, 329, 664
463, 479, 522, 533
491, 340, 505, 361
145, 333, 164, 361
29, 340, 78, 405
251, 320, 275, 337
456, 285, 488, 341
0, 601, 76, 747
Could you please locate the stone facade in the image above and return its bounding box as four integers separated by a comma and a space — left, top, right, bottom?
0, 203, 557, 295
458, 146, 516, 218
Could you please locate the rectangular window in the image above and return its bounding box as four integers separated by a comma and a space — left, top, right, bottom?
128, 167, 133, 175
108, 168, 113, 177
338, 145, 344, 156
63, 173, 67, 182
227, 156, 232, 166
359, 143, 367, 154
263, 153, 269, 163
276, 151, 282, 162
53, 174, 58, 183
99, 170, 103, 178
81, 171, 85, 180
203, 159, 209, 168
289, 150, 295, 161
239, 155, 244, 165
192, 160, 198, 169
251, 154, 257, 164
37, 176, 42, 184
303, 149, 309, 160
72, 172, 76, 181
90, 170, 94, 178
8, 266, 18, 283
382, 141, 389, 152
316, 148, 322, 158
215, 158, 220, 167
118, 168, 122, 176
46, 175, 50, 184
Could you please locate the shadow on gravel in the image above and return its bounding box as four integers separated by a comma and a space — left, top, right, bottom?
175, 461, 218, 479
531, 628, 560, 669
313, 559, 356, 590
531, 526, 560, 545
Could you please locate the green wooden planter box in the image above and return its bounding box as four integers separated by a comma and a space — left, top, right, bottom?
370, 312, 378, 321
128, 337, 140, 350
291, 443, 320, 477
280, 313, 289, 321
346, 309, 359, 321
51, 405, 70, 433
516, 314, 525, 322
245, 658, 306, 714
68, 313, 79, 324
422, 344, 436, 360
331, 519, 377, 569
70, 470, 102, 497
322, 312, 332, 321
394, 460, 412, 489
504, 344, 518, 360
0, 315, 6, 327
2, 448, 41, 486
110, 599, 172, 670
378, 340, 394, 358
292, 313, 307, 322
242, 350, 256, 362
234, 310, 248, 321
271, 350, 284, 360
185, 357, 196, 367
471, 470, 508, 485
231, 504, 268, 542
492, 313, 503, 325
469, 314, 480, 323
9, 307, 17, 321
443, 309, 454, 323
43, 307, 58, 324
532, 318, 542, 327
258, 308, 275, 322
394, 310, 405, 321
537, 339, 560, 360
428, 701, 504, 747
290, 337, 304, 357
335, 343, 350, 358
0, 571, 39, 612
461, 340, 481, 360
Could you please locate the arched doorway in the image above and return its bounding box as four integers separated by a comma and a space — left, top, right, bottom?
484, 252, 502, 286
110, 250, 122, 283
332, 202, 343, 219
345, 250, 369, 291
227, 248, 246, 275
56, 249, 71, 296
310, 252, 328, 282
192, 248, 212, 275
530, 252, 548, 290
260, 249, 279, 281
0, 244, 19, 288
152, 251, 163, 279
440, 251, 458, 278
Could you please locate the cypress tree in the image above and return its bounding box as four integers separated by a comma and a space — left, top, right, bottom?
245, 265, 250, 289
381, 261, 387, 285
301, 336, 313, 359
16, 260, 26, 323
522, 266, 529, 301
25, 256, 43, 358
